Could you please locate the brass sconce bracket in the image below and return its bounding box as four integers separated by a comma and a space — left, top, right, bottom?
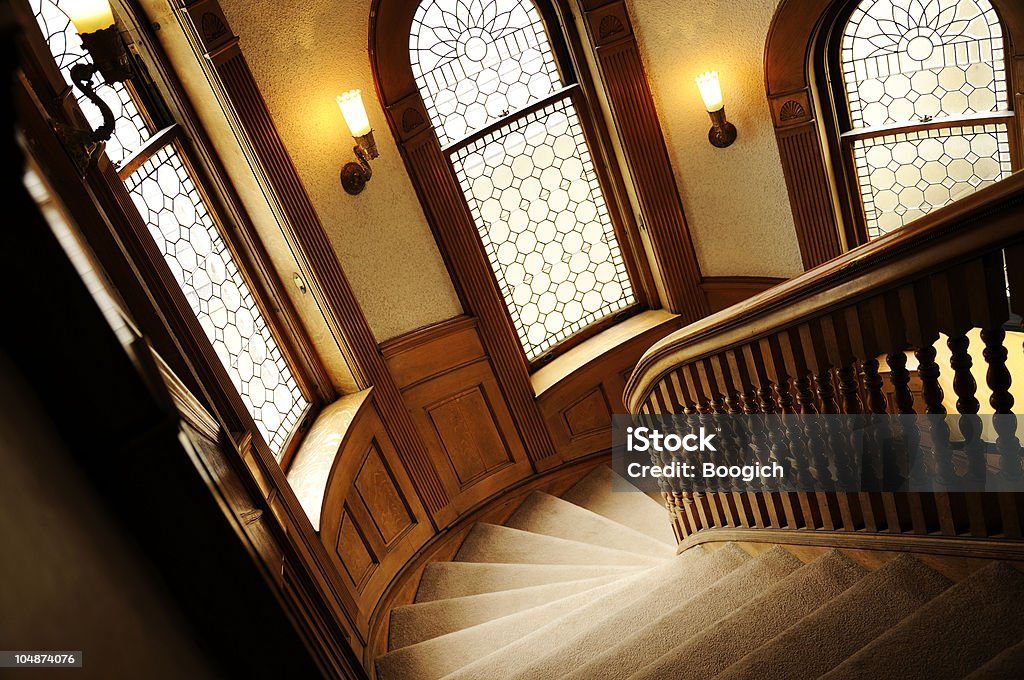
707, 107, 737, 148
340, 131, 379, 195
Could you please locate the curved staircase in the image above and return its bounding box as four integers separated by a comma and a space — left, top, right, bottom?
375, 465, 1024, 679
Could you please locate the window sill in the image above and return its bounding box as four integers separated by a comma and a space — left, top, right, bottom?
531, 309, 680, 398
285, 389, 371, 531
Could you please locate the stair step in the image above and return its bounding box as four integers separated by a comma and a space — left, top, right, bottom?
376, 570, 650, 680
506, 491, 675, 558
630, 550, 867, 679
718, 554, 951, 680
450, 543, 747, 680
967, 637, 1024, 679
389, 573, 627, 649
414, 562, 644, 603
560, 466, 675, 546
822, 562, 1024, 679
562, 546, 803, 680
455, 523, 664, 566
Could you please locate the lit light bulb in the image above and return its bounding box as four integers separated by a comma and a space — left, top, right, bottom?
62, 0, 116, 34
337, 90, 372, 137
696, 71, 724, 113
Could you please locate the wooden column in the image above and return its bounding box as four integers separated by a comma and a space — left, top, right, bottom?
175, 1, 450, 517
579, 0, 708, 322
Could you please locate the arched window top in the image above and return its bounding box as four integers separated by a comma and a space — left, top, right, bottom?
409, 0, 562, 146
841, 0, 1008, 129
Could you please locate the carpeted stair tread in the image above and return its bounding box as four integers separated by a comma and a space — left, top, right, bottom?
559, 466, 675, 545
376, 570, 652, 680
453, 543, 748, 680
629, 550, 867, 680
389, 573, 628, 649
717, 554, 951, 680
560, 546, 803, 680
413, 562, 644, 603
506, 491, 675, 558
967, 637, 1024, 679
822, 561, 1024, 680
455, 523, 664, 566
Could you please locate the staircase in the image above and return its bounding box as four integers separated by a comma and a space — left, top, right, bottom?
375, 465, 1024, 679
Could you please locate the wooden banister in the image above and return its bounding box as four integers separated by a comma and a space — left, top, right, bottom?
624, 171, 1024, 546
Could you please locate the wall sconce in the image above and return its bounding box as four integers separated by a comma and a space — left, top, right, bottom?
695, 71, 736, 148
337, 90, 379, 195
59, 0, 136, 173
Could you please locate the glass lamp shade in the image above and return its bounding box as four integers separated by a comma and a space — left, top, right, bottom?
63, 0, 116, 34
696, 71, 724, 112
337, 90, 372, 138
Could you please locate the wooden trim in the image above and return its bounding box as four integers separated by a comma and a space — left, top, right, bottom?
578, 0, 708, 322
679, 527, 1024, 562
172, 0, 450, 518
765, 0, 1024, 265
700, 276, 785, 313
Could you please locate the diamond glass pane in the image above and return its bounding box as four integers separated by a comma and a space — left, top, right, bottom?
451, 98, 635, 360
841, 0, 1008, 129
31, 0, 151, 165
410, 0, 562, 146
124, 145, 309, 455
852, 123, 1012, 238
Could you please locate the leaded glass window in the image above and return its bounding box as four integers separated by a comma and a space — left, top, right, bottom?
840, 0, 1014, 239
31, 2, 310, 458
411, 0, 636, 361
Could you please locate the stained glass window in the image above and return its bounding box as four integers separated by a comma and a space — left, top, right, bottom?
31, 0, 150, 165
411, 0, 636, 361
840, 0, 1013, 238
31, 2, 310, 458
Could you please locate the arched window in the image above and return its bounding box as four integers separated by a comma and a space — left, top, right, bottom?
839, 0, 1016, 239
409, 0, 636, 361
29, 0, 318, 460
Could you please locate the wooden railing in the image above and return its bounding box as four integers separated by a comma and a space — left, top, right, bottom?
624, 171, 1024, 545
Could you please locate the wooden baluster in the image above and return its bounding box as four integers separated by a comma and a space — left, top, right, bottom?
916, 344, 955, 487
916, 343, 960, 537
760, 336, 806, 529
731, 356, 777, 528
981, 329, 1023, 538
947, 334, 991, 536
887, 350, 928, 533
860, 358, 895, 531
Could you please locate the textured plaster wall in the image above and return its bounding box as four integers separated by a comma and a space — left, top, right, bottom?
625, 0, 805, 278
200, 0, 462, 344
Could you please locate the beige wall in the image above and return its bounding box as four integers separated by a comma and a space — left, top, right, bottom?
626, 0, 804, 278
146, 0, 804, 359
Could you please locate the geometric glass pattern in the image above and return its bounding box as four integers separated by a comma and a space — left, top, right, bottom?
841, 0, 1007, 129
452, 98, 634, 359
852, 122, 1012, 238
410, 0, 562, 147
124, 145, 309, 454
31, 0, 152, 166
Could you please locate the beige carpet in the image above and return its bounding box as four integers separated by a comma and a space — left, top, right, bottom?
373, 466, 1024, 679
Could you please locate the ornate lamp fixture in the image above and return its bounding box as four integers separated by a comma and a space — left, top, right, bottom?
59, 0, 135, 173
695, 71, 737, 148
337, 89, 379, 195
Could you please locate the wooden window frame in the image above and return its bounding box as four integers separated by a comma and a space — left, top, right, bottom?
765, 0, 1024, 266
385, 0, 655, 372
15, 0, 334, 468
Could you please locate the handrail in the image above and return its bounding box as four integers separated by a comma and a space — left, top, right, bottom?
622, 170, 1024, 546
625, 171, 1024, 414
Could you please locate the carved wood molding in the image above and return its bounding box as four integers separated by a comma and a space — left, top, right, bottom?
579, 0, 708, 323
765, 0, 1024, 268
175, 0, 449, 517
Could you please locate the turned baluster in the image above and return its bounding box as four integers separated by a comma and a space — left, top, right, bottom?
915, 344, 955, 489
859, 358, 888, 491
797, 374, 832, 490
886, 351, 917, 490
948, 334, 986, 490
981, 328, 1023, 486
